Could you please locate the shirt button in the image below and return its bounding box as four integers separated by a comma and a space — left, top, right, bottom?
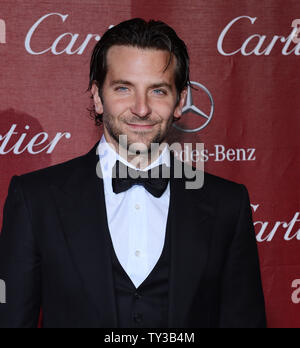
135, 250, 141, 257
133, 313, 143, 324
135, 204, 141, 210
134, 292, 142, 300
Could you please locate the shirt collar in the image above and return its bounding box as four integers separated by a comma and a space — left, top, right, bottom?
97, 134, 171, 180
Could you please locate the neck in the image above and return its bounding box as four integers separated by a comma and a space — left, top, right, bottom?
125, 148, 164, 170
103, 131, 166, 170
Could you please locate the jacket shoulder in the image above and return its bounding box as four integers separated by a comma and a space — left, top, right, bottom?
203, 171, 250, 203
14, 144, 97, 191
204, 171, 245, 189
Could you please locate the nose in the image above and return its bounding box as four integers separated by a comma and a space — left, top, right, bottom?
130, 93, 152, 118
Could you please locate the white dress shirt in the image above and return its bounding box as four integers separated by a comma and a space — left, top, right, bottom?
98, 134, 171, 289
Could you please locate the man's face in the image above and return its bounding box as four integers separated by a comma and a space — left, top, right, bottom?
92, 45, 186, 155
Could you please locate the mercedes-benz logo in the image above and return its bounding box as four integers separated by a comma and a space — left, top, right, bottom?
173, 81, 214, 133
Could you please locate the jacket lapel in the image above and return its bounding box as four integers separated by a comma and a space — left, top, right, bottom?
168, 155, 215, 328
50, 143, 118, 328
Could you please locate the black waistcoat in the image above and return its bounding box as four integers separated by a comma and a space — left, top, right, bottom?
110, 221, 171, 328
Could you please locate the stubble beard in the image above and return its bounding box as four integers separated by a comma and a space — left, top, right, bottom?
103, 112, 174, 157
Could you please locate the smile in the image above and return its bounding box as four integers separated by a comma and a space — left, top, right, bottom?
127, 123, 155, 130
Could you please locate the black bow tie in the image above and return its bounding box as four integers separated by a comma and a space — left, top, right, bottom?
112, 160, 170, 198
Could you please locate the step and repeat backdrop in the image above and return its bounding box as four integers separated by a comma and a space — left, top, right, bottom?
0, 0, 299, 328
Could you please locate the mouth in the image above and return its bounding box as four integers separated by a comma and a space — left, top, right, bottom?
126, 123, 155, 131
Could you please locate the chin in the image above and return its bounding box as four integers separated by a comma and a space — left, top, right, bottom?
127, 141, 151, 154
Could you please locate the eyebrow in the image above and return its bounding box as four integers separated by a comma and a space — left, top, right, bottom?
150, 82, 173, 91
110, 80, 134, 87
110, 80, 173, 91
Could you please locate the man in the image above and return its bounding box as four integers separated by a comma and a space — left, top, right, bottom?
0, 18, 266, 328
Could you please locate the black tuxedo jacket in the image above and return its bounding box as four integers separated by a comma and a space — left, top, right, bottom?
0, 141, 266, 328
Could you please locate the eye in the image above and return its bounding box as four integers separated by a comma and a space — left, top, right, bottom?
115, 86, 129, 92
153, 89, 167, 95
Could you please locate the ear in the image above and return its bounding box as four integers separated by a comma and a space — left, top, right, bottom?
91, 82, 104, 115
173, 88, 187, 121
